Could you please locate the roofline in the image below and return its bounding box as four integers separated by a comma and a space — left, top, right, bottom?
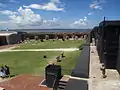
0, 32, 17, 36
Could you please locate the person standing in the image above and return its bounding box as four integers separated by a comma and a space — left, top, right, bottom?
4, 65, 10, 76
0, 66, 5, 78
100, 63, 106, 78
61, 52, 64, 58
56, 56, 60, 62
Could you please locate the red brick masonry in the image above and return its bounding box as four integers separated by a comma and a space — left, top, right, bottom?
0, 75, 50, 90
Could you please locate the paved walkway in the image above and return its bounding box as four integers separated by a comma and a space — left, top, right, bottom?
89, 46, 120, 90
0, 48, 79, 52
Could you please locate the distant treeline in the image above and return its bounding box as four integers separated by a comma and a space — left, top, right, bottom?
24, 32, 88, 39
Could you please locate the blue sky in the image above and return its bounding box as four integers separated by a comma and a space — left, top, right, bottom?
0, 0, 119, 29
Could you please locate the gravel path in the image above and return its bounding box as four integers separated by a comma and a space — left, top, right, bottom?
0, 48, 79, 52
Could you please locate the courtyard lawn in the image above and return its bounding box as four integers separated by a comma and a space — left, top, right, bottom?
15, 40, 85, 49
0, 40, 85, 76
0, 51, 60, 76
0, 51, 80, 76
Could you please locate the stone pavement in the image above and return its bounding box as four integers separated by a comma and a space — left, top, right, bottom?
89, 46, 120, 90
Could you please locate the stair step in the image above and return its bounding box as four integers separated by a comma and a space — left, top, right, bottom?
59, 83, 66, 86
58, 86, 65, 89
59, 80, 68, 83
57, 88, 64, 90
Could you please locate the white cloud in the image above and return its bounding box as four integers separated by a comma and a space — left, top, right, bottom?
73, 16, 88, 26
0, 3, 6, 7
51, 0, 61, 3
0, 10, 18, 15
23, 0, 64, 11
89, 0, 103, 10
0, 21, 8, 24
43, 18, 60, 26
0, 7, 43, 26
0, 6, 60, 27
88, 12, 93, 16
9, 7, 43, 26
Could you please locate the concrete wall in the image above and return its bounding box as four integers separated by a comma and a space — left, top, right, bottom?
117, 36, 120, 74
7, 34, 21, 44
0, 36, 7, 45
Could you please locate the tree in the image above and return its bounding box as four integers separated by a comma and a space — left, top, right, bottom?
34, 36, 39, 40
45, 35, 49, 40
66, 35, 69, 40
26, 37, 30, 41
55, 35, 59, 40
40, 39, 44, 42
75, 36, 78, 40
62, 36, 65, 41
72, 34, 75, 40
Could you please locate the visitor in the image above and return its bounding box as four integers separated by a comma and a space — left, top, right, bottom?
0, 69, 5, 78
0, 67, 5, 78
56, 56, 60, 62
100, 63, 106, 78
4, 65, 10, 76
0, 66, 5, 74
61, 52, 64, 58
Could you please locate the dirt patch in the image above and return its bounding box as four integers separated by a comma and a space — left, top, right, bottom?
0, 74, 51, 90
0, 44, 18, 49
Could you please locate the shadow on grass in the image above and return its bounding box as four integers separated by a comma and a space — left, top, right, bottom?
1, 74, 16, 79
62, 56, 66, 58
10, 74, 16, 77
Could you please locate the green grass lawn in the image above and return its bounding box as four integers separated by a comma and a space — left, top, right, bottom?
0, 51, 60, 76
0, 51, 80, 76
0, 40, 85, 76
15, 40, 85, 49
56, 51, 80, 75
